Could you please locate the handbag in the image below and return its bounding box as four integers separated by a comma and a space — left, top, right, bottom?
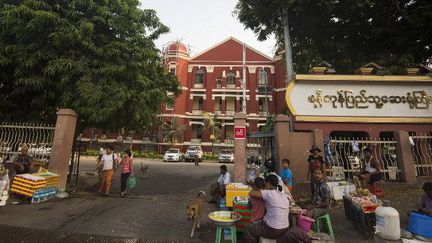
112, 154, 119, 171
127, 176, 136, 189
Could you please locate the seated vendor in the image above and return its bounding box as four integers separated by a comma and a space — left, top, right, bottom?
358, 147, 382, 188
418, 182, 432, 216
241, 174, 289, 243
208, 165, 231, 203
306, 169, 330, 218
12, 144, 34, 174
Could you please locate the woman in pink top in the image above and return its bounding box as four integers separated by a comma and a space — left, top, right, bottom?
120, 150, 133, 198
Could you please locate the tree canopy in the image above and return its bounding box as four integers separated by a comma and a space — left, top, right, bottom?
0, 0, 180, 130
235, 0, 432, 74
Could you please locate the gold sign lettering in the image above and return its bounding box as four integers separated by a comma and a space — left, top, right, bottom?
308, 90, 432, 109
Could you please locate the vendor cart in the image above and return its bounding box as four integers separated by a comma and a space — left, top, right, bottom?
343, 196, 377, 239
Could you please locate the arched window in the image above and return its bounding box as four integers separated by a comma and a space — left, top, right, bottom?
226, 72, 235, 85
259, 68, 268, 86
195, 69, 204, 84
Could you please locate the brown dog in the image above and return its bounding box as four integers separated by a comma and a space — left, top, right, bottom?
140, 163, 149, 178
186, 191, 206, 238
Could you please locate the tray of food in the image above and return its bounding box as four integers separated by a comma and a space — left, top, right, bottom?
208, 211, 242, 226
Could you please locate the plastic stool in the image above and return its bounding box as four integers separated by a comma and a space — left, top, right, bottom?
215, 225, 237, 243
312, 213, 334, 239
259, 237, 277, 243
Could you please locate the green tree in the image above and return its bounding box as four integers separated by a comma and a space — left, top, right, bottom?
162, 117, 186, 144
235, 0, 432, 74
203, 112, 220, 153
203, 112, 220, 141
0, 0, 180, 130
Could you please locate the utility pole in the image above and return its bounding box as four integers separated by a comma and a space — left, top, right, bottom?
282, 8, 295, 132
242, 42, 247, 113
282, 8, 294, 83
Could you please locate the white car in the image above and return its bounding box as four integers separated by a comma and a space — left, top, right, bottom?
19, 144, 52, 156
184, 146, 203, 162
163, 148, 184, 162
218, 149, 234, 163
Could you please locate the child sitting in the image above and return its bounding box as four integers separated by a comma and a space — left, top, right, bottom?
418, 182, 432, 216
306, 169, 330, 218
249, 177, 267, 222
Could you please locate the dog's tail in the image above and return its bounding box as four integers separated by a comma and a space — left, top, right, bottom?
197, 191, 206, 200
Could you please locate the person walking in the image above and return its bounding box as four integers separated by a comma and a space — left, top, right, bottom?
96, 146, 119, 196
120, 150, 133, 198
194, 147, 200, 166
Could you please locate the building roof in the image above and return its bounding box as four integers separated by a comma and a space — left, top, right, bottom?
190, 37, 273, 63
164, 41, 189, 54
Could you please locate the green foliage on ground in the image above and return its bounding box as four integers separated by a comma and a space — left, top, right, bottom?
235, 0, 432, 74
0, 0, 180, 130
203, 153, 218, 160
81, 149, 163, 159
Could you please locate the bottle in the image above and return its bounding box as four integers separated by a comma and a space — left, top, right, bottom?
375, 200, 400, 240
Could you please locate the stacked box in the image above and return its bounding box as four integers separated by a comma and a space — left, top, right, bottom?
32, 172, 59, 188
31, 187, 57, 203
233, 196, 251, 233
10, 174, 47, 197
226, 183, 252, 207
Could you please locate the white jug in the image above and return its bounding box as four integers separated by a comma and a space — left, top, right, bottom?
375, 200, 400, 240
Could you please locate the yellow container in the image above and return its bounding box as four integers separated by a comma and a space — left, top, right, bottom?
225, 183, 252, 207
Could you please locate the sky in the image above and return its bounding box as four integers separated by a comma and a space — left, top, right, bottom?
140, 0, 277, 57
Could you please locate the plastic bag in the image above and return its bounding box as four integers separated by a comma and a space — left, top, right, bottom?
127, 176, 136, 189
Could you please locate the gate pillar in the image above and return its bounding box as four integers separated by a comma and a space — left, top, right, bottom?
234, 112, 247, 183
274, 115, 290, 172
48, 109, 78, 192
394, 131, 417, 184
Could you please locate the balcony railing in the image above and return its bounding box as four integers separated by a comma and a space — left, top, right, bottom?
226, 110, 235, 116
259, 111, 270, 117
192, 110, 203, 115
215, 110, 223, 115
194, 83, 204, 88
224, 138, 234, 144
191, 138, 202, 143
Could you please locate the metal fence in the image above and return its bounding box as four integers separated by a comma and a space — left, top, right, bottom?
247, 132, 275, 167
326, 137, 401, 181
0, 122, 55, 166
410, 135, 432, 176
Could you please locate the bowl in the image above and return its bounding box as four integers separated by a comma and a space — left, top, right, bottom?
208, 211, 242, 226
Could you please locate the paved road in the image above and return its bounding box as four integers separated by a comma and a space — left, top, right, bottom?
0, 159, 234, 242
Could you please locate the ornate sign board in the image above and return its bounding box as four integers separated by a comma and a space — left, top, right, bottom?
285, 75, 432, 123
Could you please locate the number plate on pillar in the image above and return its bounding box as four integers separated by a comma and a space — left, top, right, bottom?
234, 127, 246, 139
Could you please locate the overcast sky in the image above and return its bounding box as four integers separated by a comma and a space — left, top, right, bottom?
140, 0, 277, 57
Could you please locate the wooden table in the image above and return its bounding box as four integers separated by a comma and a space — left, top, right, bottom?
343, 196, 376, 239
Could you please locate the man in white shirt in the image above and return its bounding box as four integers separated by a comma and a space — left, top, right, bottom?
97, 146, 119, 196
217, 165, 231, 200
217, 165, 231, 186
208, 165, 231, 204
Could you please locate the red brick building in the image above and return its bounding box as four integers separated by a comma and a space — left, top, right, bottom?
160, 37, 288, 149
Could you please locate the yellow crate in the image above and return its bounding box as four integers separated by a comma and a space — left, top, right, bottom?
225, 184, 252, 207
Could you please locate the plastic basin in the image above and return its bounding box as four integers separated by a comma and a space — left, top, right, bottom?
407, 212, 432, 238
